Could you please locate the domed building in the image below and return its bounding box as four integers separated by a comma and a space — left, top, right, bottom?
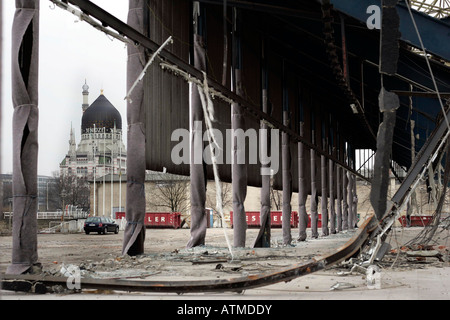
60, 81, 127, 179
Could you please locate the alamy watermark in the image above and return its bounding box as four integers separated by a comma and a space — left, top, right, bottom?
61, 264, 81, 290
171, 121, 280, 176
366, 265, 382, 289
366, 5, 381, 30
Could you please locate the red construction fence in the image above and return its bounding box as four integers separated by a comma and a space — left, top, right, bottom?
230, 211, 300, 228
398, 215, 433, 227
115, 212, 182, 229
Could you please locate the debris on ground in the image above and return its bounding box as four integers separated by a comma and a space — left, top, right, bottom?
330, 282, 356, 291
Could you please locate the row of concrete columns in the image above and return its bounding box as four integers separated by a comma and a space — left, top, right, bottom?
186, 3, 359, 248
288, 129, 358, 246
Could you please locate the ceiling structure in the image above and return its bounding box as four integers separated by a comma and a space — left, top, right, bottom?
51, 0, 450, 183
410, 0, 450, 18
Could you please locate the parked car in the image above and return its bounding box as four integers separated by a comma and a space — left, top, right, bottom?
84, 216, 119, 235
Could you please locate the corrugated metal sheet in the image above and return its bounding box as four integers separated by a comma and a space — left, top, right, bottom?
144, 0, 190, 176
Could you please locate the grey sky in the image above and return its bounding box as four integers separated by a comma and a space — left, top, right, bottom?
2, 1, 128, 176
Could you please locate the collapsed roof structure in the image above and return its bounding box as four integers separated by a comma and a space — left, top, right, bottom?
3, 0, 449, 293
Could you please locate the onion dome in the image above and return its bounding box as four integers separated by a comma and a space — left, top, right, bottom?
81, 92, 122, 134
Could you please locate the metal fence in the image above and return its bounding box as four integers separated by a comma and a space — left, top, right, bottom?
3, 211, 88, 220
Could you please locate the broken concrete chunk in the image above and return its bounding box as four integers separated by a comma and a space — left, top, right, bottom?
406, 250, 443, 261
330, 282, 356, 291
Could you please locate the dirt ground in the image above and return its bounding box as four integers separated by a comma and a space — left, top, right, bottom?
1, 224, 449, 299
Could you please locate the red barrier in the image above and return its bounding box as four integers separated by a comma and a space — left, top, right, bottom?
307, 214, 322, 228
230, 211, 299, 228
398, 215, 433, 227
115, 212, 182, 229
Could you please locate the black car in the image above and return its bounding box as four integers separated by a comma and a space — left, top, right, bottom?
84, 216, 119, 235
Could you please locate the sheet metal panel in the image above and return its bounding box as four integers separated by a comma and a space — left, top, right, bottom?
144, 0, 190, 176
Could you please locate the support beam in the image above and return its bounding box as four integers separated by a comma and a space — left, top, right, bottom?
336, 165, 342, 232
254, 39, 271, 248
297, 123, 308, 241
122, 0, 147, 256
371, 88, 399, 220
8, 0, 40, 274
282, 110, 292, 244
342, 167, 349, 230
321, 154, 329, 236
187, 2, 208, 248
310, 147, 319, 239
231, 8, 247, 247
329, 159, 336, 234
347, 172, 355, 229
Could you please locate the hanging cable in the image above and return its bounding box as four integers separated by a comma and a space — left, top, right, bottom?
196, 71, 234, 261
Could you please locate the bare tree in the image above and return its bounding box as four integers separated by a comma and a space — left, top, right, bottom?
146, 172, 190, 215
56, 172, 90, 211
206, 181, 232, 213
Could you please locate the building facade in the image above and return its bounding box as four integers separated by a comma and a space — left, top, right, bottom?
1, 174, 57, 212
60, 81, 126, 180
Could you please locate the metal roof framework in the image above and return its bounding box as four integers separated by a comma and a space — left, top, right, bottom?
52, 0, 450, 179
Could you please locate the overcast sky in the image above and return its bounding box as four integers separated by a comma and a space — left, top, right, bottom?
2, 1, 128, 176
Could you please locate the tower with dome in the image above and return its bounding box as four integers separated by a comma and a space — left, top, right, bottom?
60, 81, 127, 179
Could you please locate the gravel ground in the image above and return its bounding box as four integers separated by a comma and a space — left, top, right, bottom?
1, 225, 449, 299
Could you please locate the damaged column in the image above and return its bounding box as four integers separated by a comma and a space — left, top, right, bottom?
329, 159, 336, 234
282, 109, 292, 245
347, 162, 354, 229
187, 2, 208, 248
282, 62, 293, 245
254, 39, 271, 248
122, 0, 147, 256
342, 165, 349, 230
231, 7, 248, 247
8, 0, 40, 274
297, 122, 308, 241
310, 112, 319, 238
321, 120, 329, 236
336, 164, 342, 232
370, 88, 399, 220
370, 0, 401, 221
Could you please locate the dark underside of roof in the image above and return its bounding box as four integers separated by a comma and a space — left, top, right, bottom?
143, 0, 450, 185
